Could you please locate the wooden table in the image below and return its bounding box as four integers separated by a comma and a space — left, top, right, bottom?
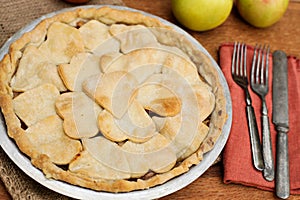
0, 0, 300, 199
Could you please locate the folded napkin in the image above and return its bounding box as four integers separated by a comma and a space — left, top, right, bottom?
220, 43, 300, 194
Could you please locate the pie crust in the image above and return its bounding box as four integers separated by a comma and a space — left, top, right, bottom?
0, 6, 227, 192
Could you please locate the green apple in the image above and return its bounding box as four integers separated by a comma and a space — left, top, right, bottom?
236, 0, 289, 28
171, 0, 233, 31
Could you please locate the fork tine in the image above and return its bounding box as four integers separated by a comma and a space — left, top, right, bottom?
231, 42, 237, 76
260, 45, 266, 85
265, 45, 270, 85
251, 44, 258, 84
239, 43, 243, 76
257, 44, 263, 84
238, 42, 247, 77
237, 42, 241, 76
243, 43, 247, 78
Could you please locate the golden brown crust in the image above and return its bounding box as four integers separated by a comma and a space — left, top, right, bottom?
0, 55, 14, 96
152, 28, 228, 155
0, 6, 227, 193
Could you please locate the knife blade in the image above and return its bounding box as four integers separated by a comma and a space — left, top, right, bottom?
272, 50, 290, 199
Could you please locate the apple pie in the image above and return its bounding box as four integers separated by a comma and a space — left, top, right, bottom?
0, 6, 227, 192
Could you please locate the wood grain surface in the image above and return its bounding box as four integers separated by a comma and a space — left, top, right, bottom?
0, 0, 300, 199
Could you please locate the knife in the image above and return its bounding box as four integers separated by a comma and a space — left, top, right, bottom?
272, 50, 290, 199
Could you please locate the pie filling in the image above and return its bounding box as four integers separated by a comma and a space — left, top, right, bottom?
0, 7, 227, 192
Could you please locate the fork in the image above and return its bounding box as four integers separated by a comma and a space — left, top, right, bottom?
250, 44, 275, 181
231, 42, 264, 171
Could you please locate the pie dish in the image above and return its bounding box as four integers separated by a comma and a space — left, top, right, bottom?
0, 5, 232, 198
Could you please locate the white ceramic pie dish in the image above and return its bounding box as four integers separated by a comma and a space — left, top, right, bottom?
0, 5, 232, 200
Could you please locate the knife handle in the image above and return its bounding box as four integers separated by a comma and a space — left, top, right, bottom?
261, 115, 275, 181
246, 105, 264, 171
276, 131, 290, 199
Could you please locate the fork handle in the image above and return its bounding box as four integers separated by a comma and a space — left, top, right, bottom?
261, 115, 275, 181
246, 105, 264, 171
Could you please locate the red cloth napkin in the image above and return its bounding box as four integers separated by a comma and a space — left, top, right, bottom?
220, 43, 300, 194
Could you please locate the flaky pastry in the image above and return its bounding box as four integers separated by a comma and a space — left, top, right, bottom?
0, 6, 227, 193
